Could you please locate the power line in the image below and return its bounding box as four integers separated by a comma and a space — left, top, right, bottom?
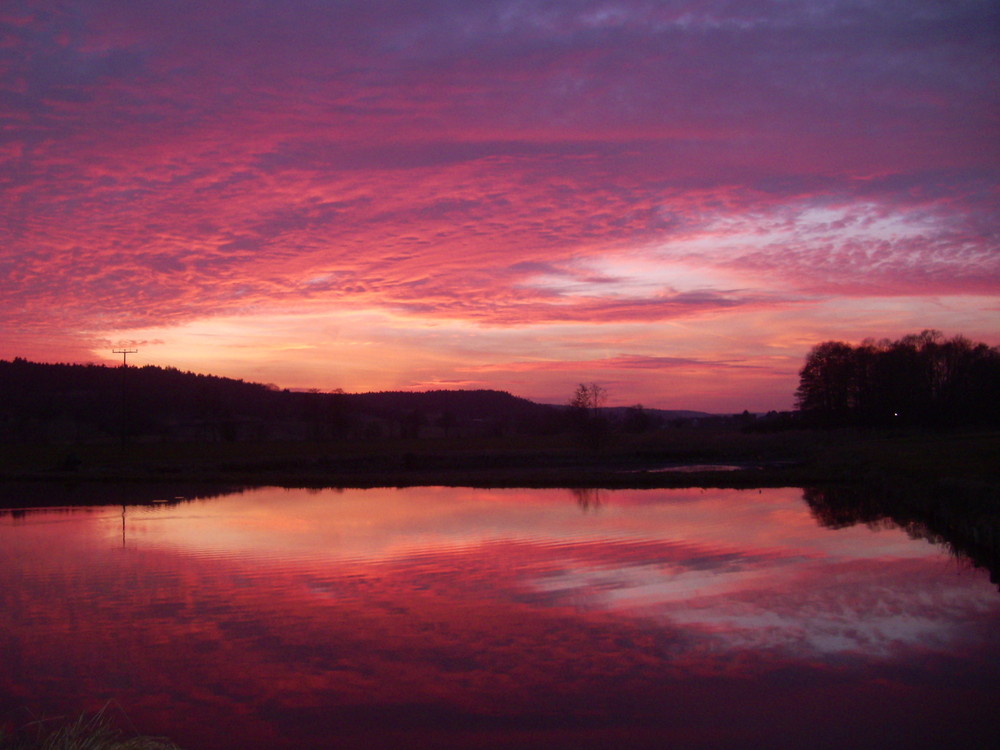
112, 348, 138, 367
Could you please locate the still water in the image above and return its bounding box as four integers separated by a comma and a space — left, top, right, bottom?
1, 486, 997, 749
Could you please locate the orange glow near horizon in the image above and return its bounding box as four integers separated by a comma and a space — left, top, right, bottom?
2, 1, 997, 412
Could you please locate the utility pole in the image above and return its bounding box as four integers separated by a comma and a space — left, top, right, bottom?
113, 348, 137, 367
113, 348, 137, 447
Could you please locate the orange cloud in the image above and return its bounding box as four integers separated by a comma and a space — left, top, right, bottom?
2, 0, 997, 411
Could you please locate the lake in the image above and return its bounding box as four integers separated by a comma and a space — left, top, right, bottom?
1, 485, 997, 749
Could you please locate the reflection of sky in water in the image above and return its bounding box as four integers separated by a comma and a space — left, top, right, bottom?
107, 486, 992, 662
107, 486, 937, 561
1, 486, 997, 750
532, 555, 987, 657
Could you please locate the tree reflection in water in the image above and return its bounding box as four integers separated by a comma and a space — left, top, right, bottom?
803, 481, 999, 588
571, 487, 606, 512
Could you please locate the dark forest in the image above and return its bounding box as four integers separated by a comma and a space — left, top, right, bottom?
795, 330, 1000, 428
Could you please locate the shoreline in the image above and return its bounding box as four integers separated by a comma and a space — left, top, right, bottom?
2, 429, 997, 589
0, 461, 816, 509
1, 428, 996, 501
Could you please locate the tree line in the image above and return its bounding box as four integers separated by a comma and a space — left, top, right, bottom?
0, 359, 719, 445
0, 358, 563, 443
1, 359, 703, 443
795, 330, 1000, 428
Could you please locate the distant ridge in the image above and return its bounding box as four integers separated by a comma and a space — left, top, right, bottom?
597, 405, 712, 421
0, 358, 717, 443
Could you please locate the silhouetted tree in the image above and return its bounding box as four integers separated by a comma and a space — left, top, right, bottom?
569, 382, 610, 447
795, 341, 858, 424
569, 382, 608, 414
795, 331, 1000, 428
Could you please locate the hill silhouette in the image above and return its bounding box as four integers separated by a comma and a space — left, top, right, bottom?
0, 358, 709, 443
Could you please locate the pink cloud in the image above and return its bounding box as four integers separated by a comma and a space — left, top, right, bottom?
2, 1, 997, 408
463, 353, 774, 374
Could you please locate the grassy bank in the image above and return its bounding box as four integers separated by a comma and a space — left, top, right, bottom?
0, 428, 997, 493
0, 708, 181, 750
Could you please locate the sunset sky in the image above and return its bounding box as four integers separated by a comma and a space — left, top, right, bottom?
3, 0, 998, 411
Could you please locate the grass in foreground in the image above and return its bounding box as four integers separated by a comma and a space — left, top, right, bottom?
0, 708, 183, 750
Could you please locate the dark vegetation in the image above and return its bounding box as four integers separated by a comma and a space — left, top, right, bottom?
796, 330, 1000, 428
0, 357, 710, 446
0, 338, 997, 492
0, 705, 182, 750
792, 330, 1000, 588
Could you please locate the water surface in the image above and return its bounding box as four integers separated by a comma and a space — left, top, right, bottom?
1, 486, 997, 749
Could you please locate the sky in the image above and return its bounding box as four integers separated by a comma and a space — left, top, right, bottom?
2, 0, 998, 412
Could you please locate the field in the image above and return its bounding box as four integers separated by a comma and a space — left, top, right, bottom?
1, 427, 997, 492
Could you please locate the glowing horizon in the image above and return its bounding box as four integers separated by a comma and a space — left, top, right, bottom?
2, 1, 997, 412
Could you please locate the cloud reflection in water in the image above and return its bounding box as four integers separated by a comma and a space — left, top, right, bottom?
1, 486, 996, 750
